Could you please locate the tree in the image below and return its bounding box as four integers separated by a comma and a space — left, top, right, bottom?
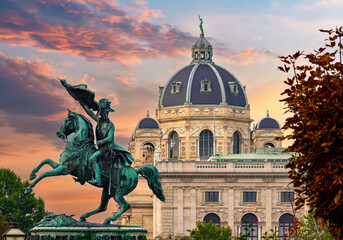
297, 211, 334, 240
0, 168, 46, 232
187, 221, 232, 240
279, 27, 343, 237
0, 211, 10, 236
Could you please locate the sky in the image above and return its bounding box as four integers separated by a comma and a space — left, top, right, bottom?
0, 0, 342, 223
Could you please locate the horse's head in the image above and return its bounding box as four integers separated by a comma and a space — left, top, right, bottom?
56, 109, 78, 140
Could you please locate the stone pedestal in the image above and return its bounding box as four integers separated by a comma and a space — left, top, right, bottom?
29, 213, 147, 240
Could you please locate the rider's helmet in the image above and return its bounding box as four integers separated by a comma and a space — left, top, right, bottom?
98, 98, 115, 114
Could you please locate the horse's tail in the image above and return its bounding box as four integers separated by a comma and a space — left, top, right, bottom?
136, 165, 165, 202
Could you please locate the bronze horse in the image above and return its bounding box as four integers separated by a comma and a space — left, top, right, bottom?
25, 110, 165, 223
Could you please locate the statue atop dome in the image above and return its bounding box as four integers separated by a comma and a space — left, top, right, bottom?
199, 15, 204, 37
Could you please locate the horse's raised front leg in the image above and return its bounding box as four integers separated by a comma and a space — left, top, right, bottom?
104, 193, 130, 224
80, 187, 111, 222
30, 158, 60, 180
25, 166, 69, 194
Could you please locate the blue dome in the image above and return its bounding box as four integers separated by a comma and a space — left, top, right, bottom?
137, 117, 160, 129
159, 63, 248, 108
256, 112, 280, 129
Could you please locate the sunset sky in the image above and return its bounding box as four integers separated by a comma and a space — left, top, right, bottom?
1, 0, 342, 223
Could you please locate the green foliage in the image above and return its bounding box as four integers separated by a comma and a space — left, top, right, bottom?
279, 27, 343, 237
188, 221, 232, 240
298, 211, 335, 240
0, 168, 46, 232
0, 211, 10, 236
260, 229, 279, 240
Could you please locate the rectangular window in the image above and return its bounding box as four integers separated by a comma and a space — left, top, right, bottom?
205, 191, 219, 202
281, 192, 294, 202
243, 192, 257, 202
201, 51, 205, 59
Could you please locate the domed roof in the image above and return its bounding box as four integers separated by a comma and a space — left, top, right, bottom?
159, 24, 248, 109
159, 63, 248, 108
136, 111, 160, 129
193, 37, 211, 48
256, 111, 280, 129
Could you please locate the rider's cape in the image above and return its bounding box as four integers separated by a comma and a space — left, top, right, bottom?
111, 143, 134, 168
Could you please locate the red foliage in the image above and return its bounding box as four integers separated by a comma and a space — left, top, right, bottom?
279, 27, 343, 238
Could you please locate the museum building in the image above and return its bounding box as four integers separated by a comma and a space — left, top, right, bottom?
121, 27, 303, 239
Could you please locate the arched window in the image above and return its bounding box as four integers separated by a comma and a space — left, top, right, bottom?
264, 142, 275, 148
241, 214, 258, 240
168, 131, 179, 159
142, 142, 155, 163
233, 131, 241, 154
199, 130, 213, 158
203, 213, 220, 227
279, 214, 294, 240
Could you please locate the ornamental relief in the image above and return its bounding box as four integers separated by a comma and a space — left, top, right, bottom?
228, 127, 248, 137
258, 131, 280, 137
190, 126, 202, 136
215, 126, 224, 136
190, 107, 221, 113
228, 108, 248, 115
239, 128, 249, 138
162, 126, 186, 137
161, 109, 185, 115
137, 132, 160, 137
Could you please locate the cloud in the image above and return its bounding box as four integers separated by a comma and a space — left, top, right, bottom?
114, 73, 136, 85
215, 44, 276, 65
0, 53, 68, 146
0, 0, 195, 64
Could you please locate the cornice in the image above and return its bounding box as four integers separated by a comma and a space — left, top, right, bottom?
159, 172, 289, 178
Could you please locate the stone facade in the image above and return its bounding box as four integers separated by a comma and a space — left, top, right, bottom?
121, 25, 298, 240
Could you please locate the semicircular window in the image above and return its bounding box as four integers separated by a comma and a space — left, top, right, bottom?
241, 213, 258, 240
199, 130, 213, 158
203, 213, 220, 227
279, 214, 294, 240
233, 131, 241, 154
168, 131, 179, 159
264, 142, 275, 148
142, 142, 155, 163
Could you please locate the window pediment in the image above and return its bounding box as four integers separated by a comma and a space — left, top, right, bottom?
200, 79, 212, 93
171, 81, 182, 95
228, 81, 239, 95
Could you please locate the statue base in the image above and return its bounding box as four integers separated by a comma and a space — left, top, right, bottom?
29, 213, 147, 240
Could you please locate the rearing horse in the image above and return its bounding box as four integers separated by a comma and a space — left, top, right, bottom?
25, 110, 165, 223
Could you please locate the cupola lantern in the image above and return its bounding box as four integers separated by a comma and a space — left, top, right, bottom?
191, 16, 213, 64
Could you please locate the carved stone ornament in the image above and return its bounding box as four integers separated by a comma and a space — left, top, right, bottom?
215, 126, 224, 136
259, 132, 279, 137
153, 146, 162, 164
190, 126, 202, 136
227, 127, 233, 135
239, 128, 248, 138
162, 126, 186, 137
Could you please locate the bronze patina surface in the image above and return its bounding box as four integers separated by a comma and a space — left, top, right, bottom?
25, 80, 165, 224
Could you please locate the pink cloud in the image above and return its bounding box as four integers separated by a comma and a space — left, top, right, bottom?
114, 73, 136, 85
216, 46, 275, 65
80, 73, 88, 83
0, 0, 194, 64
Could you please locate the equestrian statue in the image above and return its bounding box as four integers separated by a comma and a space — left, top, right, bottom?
25, 79, 165, 224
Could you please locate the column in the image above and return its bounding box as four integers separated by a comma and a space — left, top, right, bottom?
266, 188, 272, 231
196, 139, 200, 161
228, 188, 235, 234
153, 195, 162, 238
177, 188, 184, 235
190, 188, 197, 229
